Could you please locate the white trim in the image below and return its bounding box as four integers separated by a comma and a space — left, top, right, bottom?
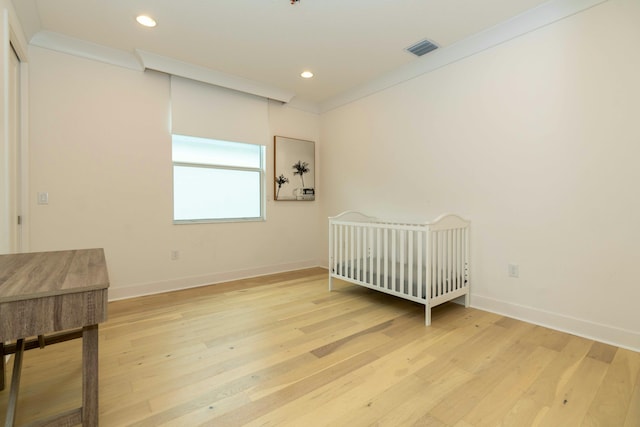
472, 294, 640, 353
7, 9, 27, 61
136, 49, 295, 103
30, 31, 144, 71
319, 0, 609, 113
285, 96, 320, 114
18, 59, 28, 252
108, 259, 320, 301
1, 9, 8, 255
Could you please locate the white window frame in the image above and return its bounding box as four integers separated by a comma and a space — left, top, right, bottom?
172, 135, 266, 224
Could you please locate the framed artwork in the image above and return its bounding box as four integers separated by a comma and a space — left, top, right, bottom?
274, 136, 315, 201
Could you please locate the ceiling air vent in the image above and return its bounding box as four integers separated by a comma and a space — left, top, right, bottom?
406, 39, 438, 57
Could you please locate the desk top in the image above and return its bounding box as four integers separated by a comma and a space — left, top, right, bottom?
0, 248, 109, 304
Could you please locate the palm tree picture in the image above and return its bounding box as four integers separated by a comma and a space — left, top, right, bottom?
292, 160, 310, 187
274, 136, 315, 200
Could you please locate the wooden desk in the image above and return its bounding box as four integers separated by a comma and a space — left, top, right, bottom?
0, 249, 109, 426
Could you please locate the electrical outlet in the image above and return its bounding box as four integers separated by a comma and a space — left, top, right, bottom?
171, 250, 180, 260
508, 264, 519, 278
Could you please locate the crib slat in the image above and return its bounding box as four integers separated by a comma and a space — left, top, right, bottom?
383, 228, 389, 289
362, 226, 367, 283
338, 225, 343, 276
360, 225, 365, 281
446, 230, 450, 294
368, 228, 373, 285
329, 223, 339, 273
356, 226, 361, 281
436, 231, 441, 297
457, 228, 462, 290
453, 228, 458, 290
354, 226, 358, 281
448, 229, 453, 293
430, 232, 435, 298
438, 230, 443, 295
341, 224, 345, 277
418, 231, 424, 299
429, 230, 433, 299
391, 229, 397, 292
408, 231, 414, 297
376, 228, 381, 288
464, 226, 470, 290
399, 230, 405, 294
457, 228, 462, 287
346, 225, 350, 278
438, 232, 447, 295
452, 230, 455, 290
446, 230, 450, 293
362, 226, 366, 281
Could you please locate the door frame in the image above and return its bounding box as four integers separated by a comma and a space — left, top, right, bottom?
1, 7, 29, 253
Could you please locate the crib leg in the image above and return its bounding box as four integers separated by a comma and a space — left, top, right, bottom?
464, 292, 470, 308
425, 303, 431, 326
328, 275, 333, 292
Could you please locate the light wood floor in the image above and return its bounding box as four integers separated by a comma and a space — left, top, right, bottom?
1, 268, 638, 426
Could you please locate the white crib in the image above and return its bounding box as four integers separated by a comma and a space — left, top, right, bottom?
328, 211, 470, 325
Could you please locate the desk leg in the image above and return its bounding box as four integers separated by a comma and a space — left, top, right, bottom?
82, 325, 99, 426
5, 338, 25, 427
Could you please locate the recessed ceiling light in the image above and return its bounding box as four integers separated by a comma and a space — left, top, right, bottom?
136, 15, 157, 28
301, 71, 314, 79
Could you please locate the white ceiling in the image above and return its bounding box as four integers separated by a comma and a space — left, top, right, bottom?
12, 0, 578, 109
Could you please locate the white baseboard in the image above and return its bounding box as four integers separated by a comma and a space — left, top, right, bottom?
471, 294, 640, 353
108, 259, 321, 301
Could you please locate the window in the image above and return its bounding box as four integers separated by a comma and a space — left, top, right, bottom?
172, 134, 265, 223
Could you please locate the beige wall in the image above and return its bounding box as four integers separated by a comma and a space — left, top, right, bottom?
320, 0, 640, 350
27, 47, 322, 299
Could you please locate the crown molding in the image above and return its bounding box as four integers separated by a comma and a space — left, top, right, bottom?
283, 96, 321, 114
136, 49, 295, 104
30, 30, 144, 71
319, 0, 609, 113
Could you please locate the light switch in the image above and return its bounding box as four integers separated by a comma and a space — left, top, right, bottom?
508, 263, 519, 278
37, 192, 49, 205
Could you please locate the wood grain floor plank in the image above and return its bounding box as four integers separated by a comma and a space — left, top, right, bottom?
353, 366, 473, 427
206, 351, 380, 426
255, 330, 446, 427
584, 347, 640, 427
537, 356, 609, 426
427, 337, 540, 425
461, 345, 556, 426
624, 368, 640, 427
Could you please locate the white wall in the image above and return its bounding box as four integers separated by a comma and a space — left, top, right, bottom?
27, 46, 322, 299
320, 0, 640, 350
